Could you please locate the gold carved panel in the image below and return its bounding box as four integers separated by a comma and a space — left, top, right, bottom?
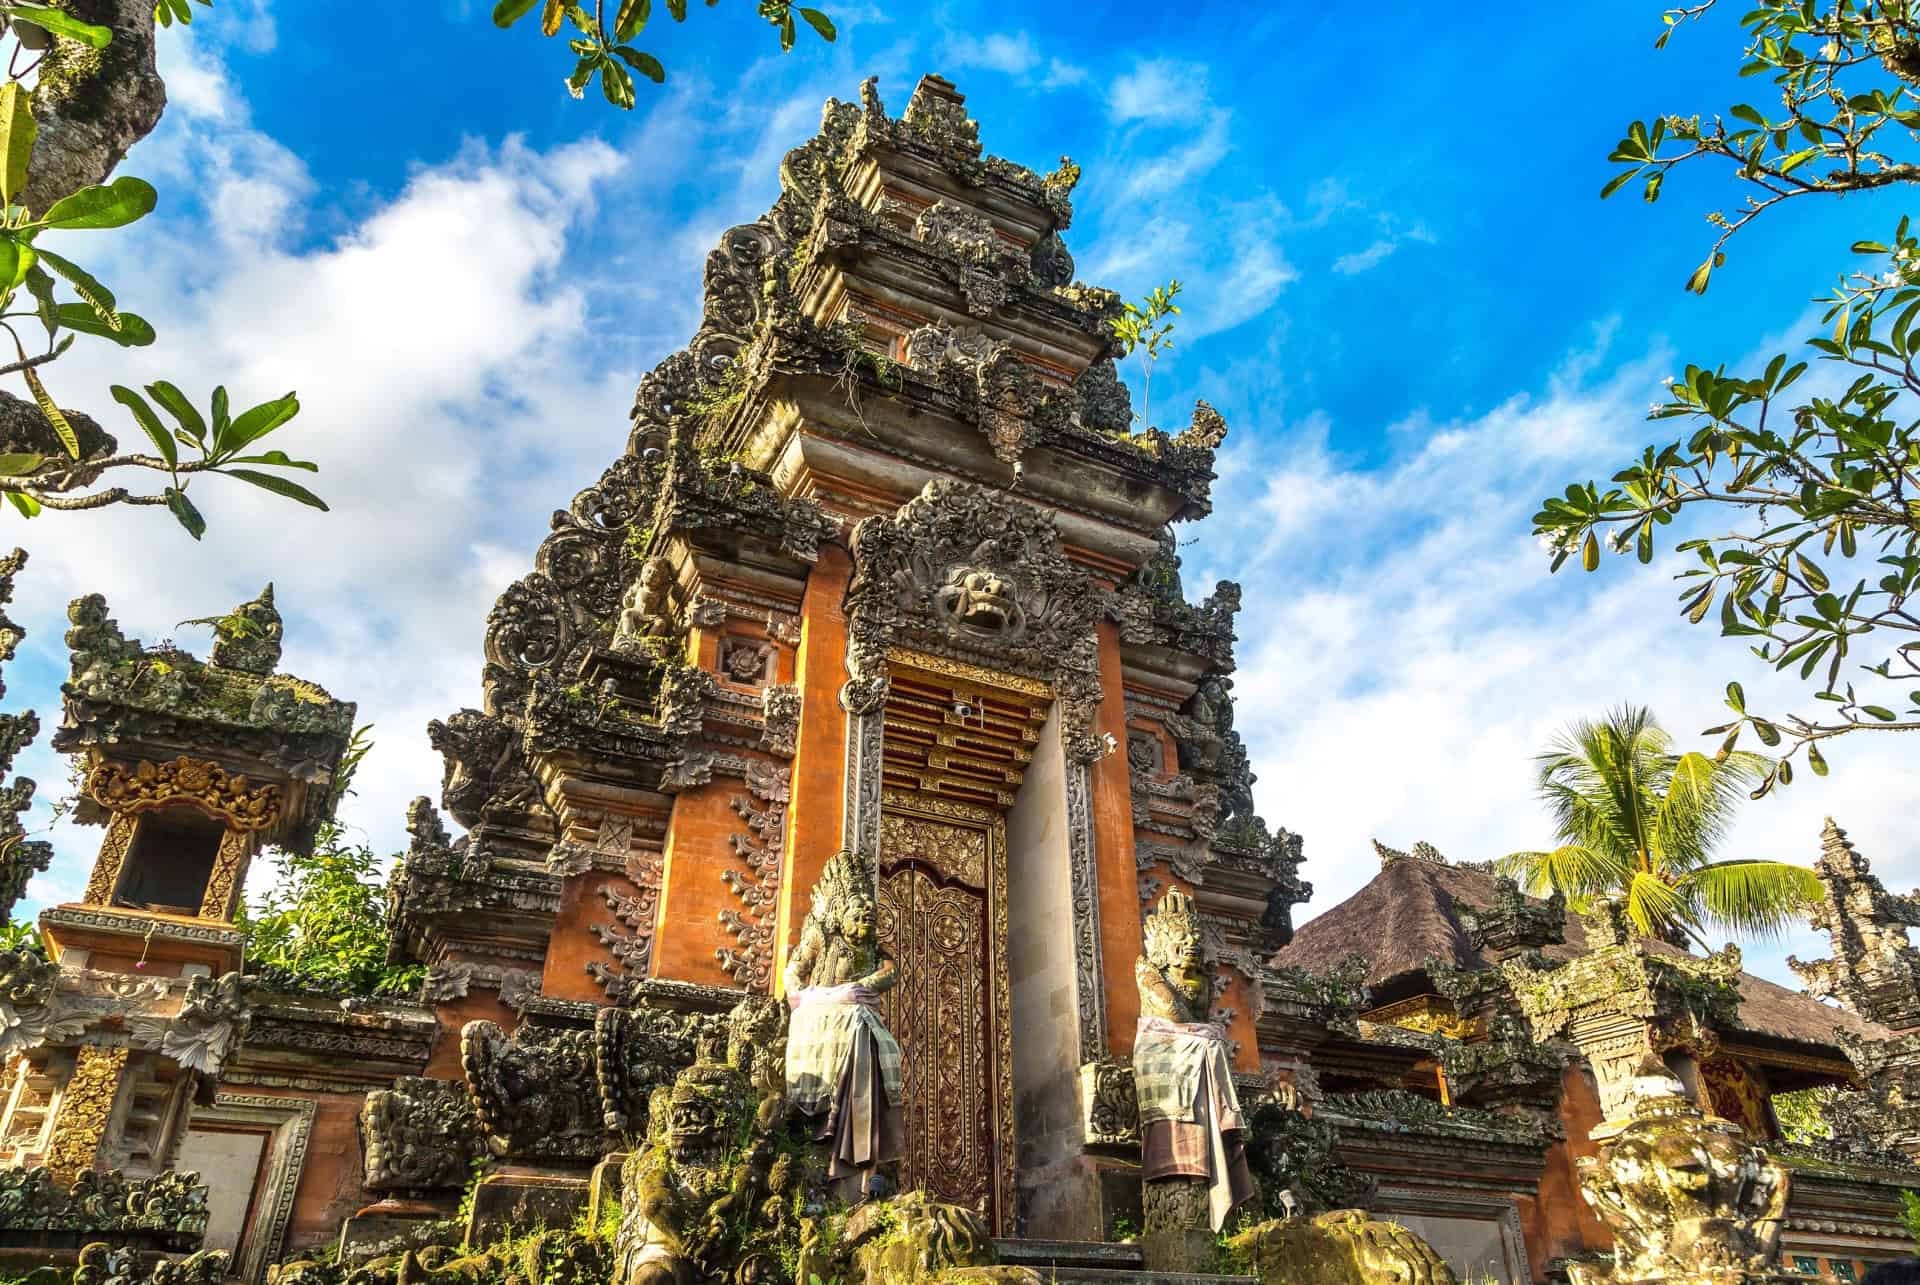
880, 813, 987, 889
875, 793, 1013, 1232
198, 829, 252, 921
87, 756, 282, 832
82, 814, 136, 906
45, 1046, 127, 1183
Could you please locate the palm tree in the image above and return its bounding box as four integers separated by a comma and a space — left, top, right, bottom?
1498, 706, 1821, 947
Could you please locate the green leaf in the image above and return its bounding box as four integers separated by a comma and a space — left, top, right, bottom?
1686, 259, 1714, 294
111, 384, 174, 468
1581, 530, 1599, 572
5, 491, 40, 518
541, 0, 567, 36
614, 0, 649, 40
222, 468, 328, 510
165, 486, 206, 539
1807, 743, 1828, 776
0, 237, 34, 300
224, 392, 298, 450
600, 57, 636, 108
224, 448, 317, 471
0, 82, 35, 207
667, 0, 686, 17
34, 245, 117, 320
0, 452, 43, 477
1600, 169, 1640, 199
145, 380, 207, 445
23, 262, 55, 334
1726, 681, 1746, 712
491, 0, 540, 25
21, 365, 77, 459
5, 4, 113, 47
798, 6, 835, 40
34, 176, 157, 231
1861, 705, 1898, 721
611, 45, 665, 83
54, 303, 153, 346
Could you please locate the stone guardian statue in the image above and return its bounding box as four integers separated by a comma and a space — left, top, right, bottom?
782, 848, 904, 1203
1134, 888, 1254, 1268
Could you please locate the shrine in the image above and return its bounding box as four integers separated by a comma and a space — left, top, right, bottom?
2, 73, 1919, 1285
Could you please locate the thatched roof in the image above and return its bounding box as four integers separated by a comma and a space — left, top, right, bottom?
1269, 857, 1887, 1054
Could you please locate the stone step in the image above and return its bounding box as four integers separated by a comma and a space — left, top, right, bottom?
994, 1238, 1142, 1270
986, 1242, 1257, 1284
972, 1270, 1259, 1285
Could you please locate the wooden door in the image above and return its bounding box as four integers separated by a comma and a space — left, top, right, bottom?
877, 814, 996, 1218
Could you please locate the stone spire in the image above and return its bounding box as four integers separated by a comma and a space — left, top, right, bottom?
211, 582, 284, 674
1788, 818, 1920, 1033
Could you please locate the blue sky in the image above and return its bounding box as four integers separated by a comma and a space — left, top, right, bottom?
5, 0, 1913, 986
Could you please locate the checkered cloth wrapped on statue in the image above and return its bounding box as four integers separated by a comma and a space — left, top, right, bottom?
784, 983, 904, 1116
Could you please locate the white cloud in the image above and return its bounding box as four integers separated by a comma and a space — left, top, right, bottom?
1108, 58, 1210, 124
943, 31, 1040, 77
1181, 333, 1913, 986
1041, 58, 1088, 89
1121, 108, 1231, 200
1331, 238, 1398, 275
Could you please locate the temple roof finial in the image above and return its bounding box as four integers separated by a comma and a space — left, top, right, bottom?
212, 583, 283, 674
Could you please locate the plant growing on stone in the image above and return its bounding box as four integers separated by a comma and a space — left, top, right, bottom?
0, 4, 323, 532
1109, 278, 1181, 431
1499, 706, 1821, 944
236, 728, 426, 998
1535, 1, 1920, 787
492, 0, 835, 108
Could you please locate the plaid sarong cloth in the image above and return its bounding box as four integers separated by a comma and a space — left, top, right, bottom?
784, 988, 904, 1118
1134, 1015, 1252, 1232
1134, 1016, 1241, 1126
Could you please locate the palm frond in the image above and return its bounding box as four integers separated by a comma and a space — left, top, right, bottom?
1622, 869, 1692, 941
1680, 859, 1822, 940
1653, 750, 1770, 874
1501, 845, 1620, 902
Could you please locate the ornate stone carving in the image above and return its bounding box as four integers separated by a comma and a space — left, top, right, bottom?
1503, 902, 1742, 1121
0, 550, 54, 921
84, 756, 280, 832
1789, 817, 1920, 1031
0, 1165, 210, 1246
843, 479, 1105, 760
1073, 356, 1132, 433
460, 1020, 603, 1163
126, 970, 254, 1077
1079, 1057, 1139, 1147
359, 1076, 484, 1192
480, 452, 663, 716
590, 857, 662, 1001
1242, 1097, 1377, 1218
612, 555, 678, 651
209, 583, 283, 675
717, 635, 772, 684
1566, 1071, 1791, 1285
592, 1003, 727, 1135
1227, 1210, 1457, 1285
759, 682, 800, 756
418, 962, 472, 1004
717, 761, 789, 992
1457, 875, 1565, 960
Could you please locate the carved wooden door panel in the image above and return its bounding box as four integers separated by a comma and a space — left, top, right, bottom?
877, 839, 994, 1218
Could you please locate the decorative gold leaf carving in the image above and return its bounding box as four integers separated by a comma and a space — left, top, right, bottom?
86, 755, 282, 832
44, 1046, 126, 1183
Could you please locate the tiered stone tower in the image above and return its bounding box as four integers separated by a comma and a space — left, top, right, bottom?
393, 74, 1308, 1238
0, 585, 354, 1190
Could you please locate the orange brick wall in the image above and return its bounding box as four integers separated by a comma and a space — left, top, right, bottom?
651, 779, 750, 989
772, 545, 852, 992
1091, 620, 1146, 1058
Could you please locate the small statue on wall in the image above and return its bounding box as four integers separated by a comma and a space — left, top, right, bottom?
1134, 888, 1254, 1266
614, 556, 677, 650
782, 848, 903, 1204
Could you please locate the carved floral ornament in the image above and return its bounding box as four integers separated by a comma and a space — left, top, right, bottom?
85, 755, 282, 832
841, 479, 1106, 761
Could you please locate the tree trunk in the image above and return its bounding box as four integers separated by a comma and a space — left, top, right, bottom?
21, 0, 166, 214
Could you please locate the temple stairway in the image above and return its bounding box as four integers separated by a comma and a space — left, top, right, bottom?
992, 1239, 1259, 1284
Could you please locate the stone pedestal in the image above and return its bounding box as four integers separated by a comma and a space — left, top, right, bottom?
338, 1198, 449, 1265
1140, 1177, 1216, 1274
464, 1170, 588, 1246
585, 1152, 626, 1240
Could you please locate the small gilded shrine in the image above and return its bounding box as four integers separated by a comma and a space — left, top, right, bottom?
3, 72, 1920, 1285
0, 584, 357, 1263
